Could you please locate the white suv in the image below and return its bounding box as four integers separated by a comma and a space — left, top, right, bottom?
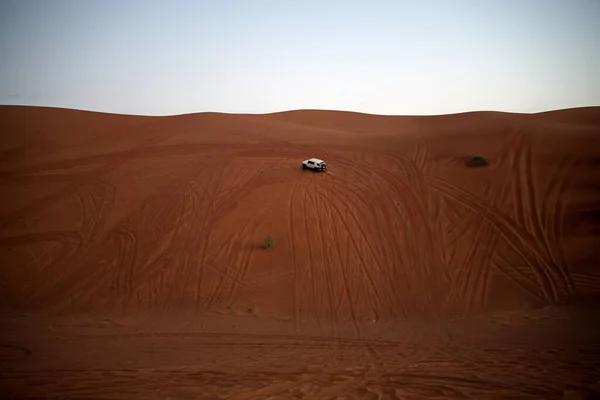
302, 158, 327, 172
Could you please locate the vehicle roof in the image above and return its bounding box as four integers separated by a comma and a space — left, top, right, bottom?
306, 158, 325, 163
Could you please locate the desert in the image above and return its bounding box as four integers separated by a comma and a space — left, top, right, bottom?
0, 105, 599, 399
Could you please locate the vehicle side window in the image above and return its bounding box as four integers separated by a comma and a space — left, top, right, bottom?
308, 161, 314, 165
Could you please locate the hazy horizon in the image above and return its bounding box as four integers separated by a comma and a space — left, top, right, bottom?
1, 0, 599, 116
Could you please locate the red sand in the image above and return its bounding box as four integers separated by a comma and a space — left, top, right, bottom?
1, 105, 599, 399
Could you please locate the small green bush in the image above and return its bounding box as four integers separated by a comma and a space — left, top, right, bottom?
263, 234, 274, 250
465, 156, 489, 168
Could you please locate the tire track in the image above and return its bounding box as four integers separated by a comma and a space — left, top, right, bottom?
323, 169, 391, 302
0, 230, 82, 247
413, 138, 430, 171
450, 148, 514, 313
444, 213, 486, 309
364, 154, 444, 281
0, 343, 31, 362
309, 173, 338, 330
443, 206, 473, 248
327, 158, 421, 316
220, 156, 287, 308
203, 218, 249, 308
42, 160, 208, 312
325, 200, 361, 336
571, 272, 600, 293
517, 135, 544, 239
120, 188, 189, 311
325, 188, 385, 322
432, 178, 550, 299
322, 167, 387, 329
32, 179, 117, 310
298, 172, 319, 324
287, 168, 305, 331
220, 203, 272, 309
164, 180, 205, 313
0, 179, 85, 231
377, 156, 452, 288
0, 132, 169, 231
76, 179, 116, 242
0, 142, 251, 180
243, 268, 294, 290
176, 178, 210, 312
3, 233, 85, 308
515, 135, 573, 294
510, 135, 530, 234
540, 153, 578, 291
303, 172, 328, 329
194, 159, 227, 310
198, 161, 274, 307
0, 134, 173, 311
491, 253, 546, 302
192, 158, 277, 311
109, 226, 138, 311
427, 176, 568, 303
465, 225, 499, 314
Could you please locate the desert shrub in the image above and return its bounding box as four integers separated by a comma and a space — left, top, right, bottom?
465, 156, 489, 168
263, 234, 274, 250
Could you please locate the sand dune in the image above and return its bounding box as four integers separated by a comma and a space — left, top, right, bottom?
1, 105, 599, 399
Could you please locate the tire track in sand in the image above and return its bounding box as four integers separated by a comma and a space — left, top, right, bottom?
287, 168, 311, 331
1, 134, 171, 311
539, 150, 578, 292
428, 177, 549, 304
413, 138, 430, 171
513, 134, 574, 296
216, 157, 287, 309
300, 172, 320, 325
0, 179, 116, 309
444, 212, 486, 310
365, 152, 454, 304
192, 158, 275, 312
168, 159, 274, 311
308, 172, 338, 332
108, 226, 137, 311
192, 158, 227, 311
75, 178, 116, 242
368, 154, 448, 285
427, 176, 569, 303
46, 158, 232, 312
0, 230, 82, 247
0, 132, 168, 231
446, 152, 514, 314
205, 201, 271, 309
317, 178, 384, 341
329, 155, 428, 318
198, 158, 283, 307
316, 169, 382, 354
0, 231, 84, 292
323, 176, 386, 324
571, 272, 600, 293
491, 252, 546, 302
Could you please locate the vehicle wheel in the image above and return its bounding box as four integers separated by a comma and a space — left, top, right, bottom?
302, 164, 308, 170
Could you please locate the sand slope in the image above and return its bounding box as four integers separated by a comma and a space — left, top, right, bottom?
1, 105, 599, 399
1, 105, 598, 319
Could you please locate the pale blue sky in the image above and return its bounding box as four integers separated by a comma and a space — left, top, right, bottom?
1, 0, 599, 116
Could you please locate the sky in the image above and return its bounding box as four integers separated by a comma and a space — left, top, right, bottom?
0, 0, 599, 116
